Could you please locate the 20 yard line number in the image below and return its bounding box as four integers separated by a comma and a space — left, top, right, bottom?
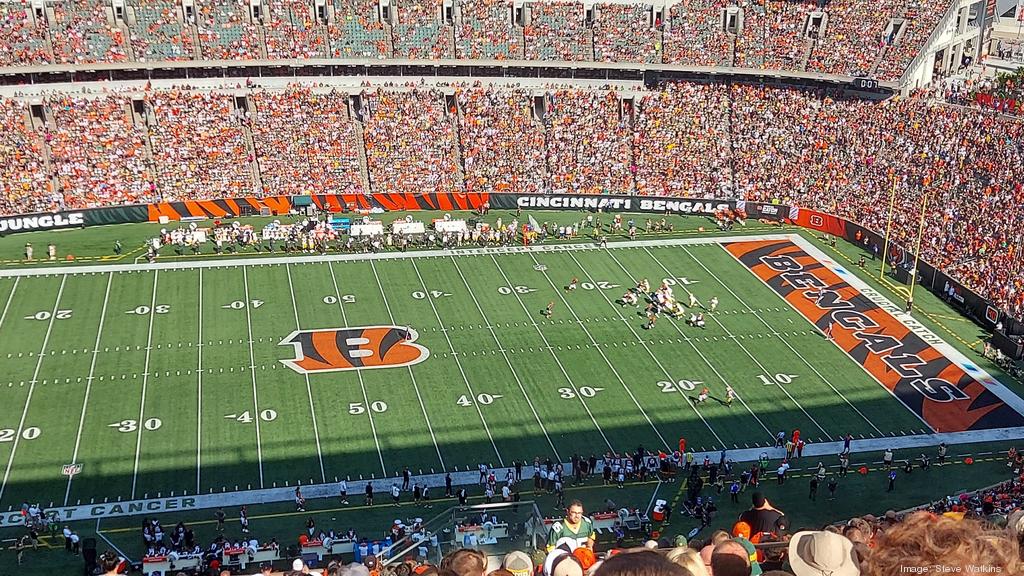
24, 310, 72, 321
322, 295, 356, 305
0, 427, 40, 442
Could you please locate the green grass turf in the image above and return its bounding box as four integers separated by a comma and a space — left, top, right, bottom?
0, 230, 980, 513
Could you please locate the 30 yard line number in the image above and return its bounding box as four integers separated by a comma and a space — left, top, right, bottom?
108, 418, 161, 432
126, 305, 170, 315
559, 387, 602, 398
497, 286, 536, 295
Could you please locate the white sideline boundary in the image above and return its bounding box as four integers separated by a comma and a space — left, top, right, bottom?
13, 427, 1024, 525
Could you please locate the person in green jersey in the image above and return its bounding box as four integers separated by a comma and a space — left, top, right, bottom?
547, 500, 596, 550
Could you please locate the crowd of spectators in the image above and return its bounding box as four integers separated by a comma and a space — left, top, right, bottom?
524, 2, 590, 61
455, 0, 522, 60
0, 0, 52, 67
543, 89, 633, 195
632, 82, 732, 198
249, 88, 366, 197
49, 0, 130, 64
361, 88, 462, 196
874, 0, 951, 82
733, 0, 813, 71
805, 0, 894, 77
458, 86, 547, 195
147, 90, 255, 199
263, 0, 327, 59
391, 0, 452, 59
128, 0, 196, 62
592, 3, 659, 64
0, 99, 54, 215
661, 0, 733, 68
197, 0, 264, 60
328, 0, 391, 59
47, 95, 157, 208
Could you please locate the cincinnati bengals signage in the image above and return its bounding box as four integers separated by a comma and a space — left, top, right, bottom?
726, 239, 1024, 432
280, 326, 429, 374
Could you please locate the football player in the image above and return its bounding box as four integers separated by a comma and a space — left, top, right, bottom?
725, 385, 736, 407
622, 291, 638, 306
544, 301, 554, 318
688, 292, 699, 308
696, 386, 710, 404
708, 297, 719, 312
566, 277, 579, 291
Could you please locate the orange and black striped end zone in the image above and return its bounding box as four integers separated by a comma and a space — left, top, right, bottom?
725, 239, 1024, 433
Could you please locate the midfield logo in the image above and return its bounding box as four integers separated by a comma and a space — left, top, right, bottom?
280, 326, 430, 374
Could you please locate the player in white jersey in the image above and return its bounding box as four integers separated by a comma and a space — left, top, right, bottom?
688, 292, 699, 308
708, 297, 719, 312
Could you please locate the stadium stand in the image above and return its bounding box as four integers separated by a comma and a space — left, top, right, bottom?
263, 0, 327, 59
733, 0, 814, 71
146, 90, 255, 199
128, 0, 196, 62
524, 1, 591, 61
249, 88, 366, 197
47, 94, 157, 208
391, 0, 453, 59
455, 0, 522, 60
361, 88, 462, 196
0, 99, 54, 215
196, 0, 264, 60
327, 0, 391, 59
591, 3, 659, 64
49, 0, 130, 64
0, 0, 52, 67
661, 0, 733, 68
544, 89, 634, 195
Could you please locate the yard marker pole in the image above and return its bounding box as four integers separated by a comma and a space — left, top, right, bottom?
327, 262, 387, 477
196, 268, 203, 494
879, 177, 898, 281
64, 272, 113, 506
530, 252, 672, 451
908, 191, 930, 306
369, 261, 446, 472
285, 264, 326, 483
488, 254, 615, 453
449, 256, 562, 462
131, 271, 160, 499
241, 267, 265, 489
409, 259, 503, 466
0, 275, 66, 502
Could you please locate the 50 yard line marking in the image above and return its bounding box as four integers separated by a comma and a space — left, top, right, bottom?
242, 267, 265, 488
0, 275, 65, 502
488, 254, 615, 453
409, 259, 503, 467
369, 260, 446, 471
131, 270, 159, 499
449, 256, 562, 462
285, 264, 326, 483
327, 262, 387, 477
64, 272, 113, 505
528, 252, 671, 452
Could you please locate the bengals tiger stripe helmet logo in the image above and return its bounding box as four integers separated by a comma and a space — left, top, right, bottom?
279, 326, 429, 374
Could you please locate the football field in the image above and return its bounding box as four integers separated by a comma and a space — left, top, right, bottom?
0, 234, 1018, 512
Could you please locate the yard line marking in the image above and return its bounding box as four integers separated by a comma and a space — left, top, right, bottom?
410, 259, 503, 466
709, 245, 890, 436
650, 247, 831, 437
368, 260, 446, 471
488, 254, 614, 452
327, 263, 387, 477
64, 272, 113, 506
285, 264, 326, 483
241, 267, 265, 488
197, 268, 203, 493
0, 275, 65, 502
593, 249, 774, 440
0, 277, 18, 330
531, 252, 671, 452
609, 249, 774, 441
454, 253, 561, 459
131, 271, 160, 499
